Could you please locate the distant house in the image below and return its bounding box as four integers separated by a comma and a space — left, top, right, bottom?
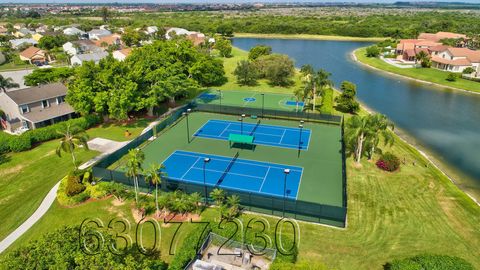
0, 52, 6, 64
35, 25, 49, 33
165, 27, 206, 46
9, 38, 38, 49
63, 40, 103, 56
418, 32, 467, 43
13, 28, 35, 38
145, 26, 158, 35
19, 46, 48, 64
70, 51, 108, 66
93, 34, 122, 48
63, 27, 85, 36
88, 29, 112, 40
31, 33, 43, 42
431, 47, 480, 73
112, 48, 132, 61
0, 83, 75, 133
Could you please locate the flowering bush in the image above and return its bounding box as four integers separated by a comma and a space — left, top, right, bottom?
376, 152, 400, 172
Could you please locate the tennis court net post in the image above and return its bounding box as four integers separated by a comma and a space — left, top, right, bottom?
216, 151, 240, 186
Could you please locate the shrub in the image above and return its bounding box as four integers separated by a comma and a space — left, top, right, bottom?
65, 174, 86, 197
386, 254, 474, 270
57, 176, 90, 206
8, 133, 31, 152
446, 73, 457, 82
85, 181, 118, 199
0, 132, 13, 153
376, 152, 400, 172
366, 46, 380, 57
462, 67, 475, 74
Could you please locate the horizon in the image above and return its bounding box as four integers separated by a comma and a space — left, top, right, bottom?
1, 0, 479, 4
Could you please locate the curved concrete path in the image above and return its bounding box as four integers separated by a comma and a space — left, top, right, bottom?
0, 182, 60, 253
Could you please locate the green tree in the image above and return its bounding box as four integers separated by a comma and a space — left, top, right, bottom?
365, 114, 394, 159
189, 56, 227, 86
215, 37, 232, 57
55, 124, 89, 170
446, 72, 457, 82
38, 35, 67, 50
216, 23, 233, 37
366, 46, 380, 57
300, 67, 333, 111
210, 188, 226, 206
335, 81, 360, 113
293, 86, 307, 112
345, 115, 371, 164
462, 67, 475, 74
24, 67, 74, 86
121, 27, 146, 47
101, 7, 110, 23
248, 45, 272, 60
233, 60, 258, 86
144, 162, 165, 215
415, 50, 431, 68
256, 54, 295, 86
0, 74, 19, 92
125, 148, 145, 204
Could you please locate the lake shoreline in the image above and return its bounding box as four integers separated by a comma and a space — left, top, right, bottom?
351, 48, 480, 95
350, 49, 480, 205
234, 33, 385, 42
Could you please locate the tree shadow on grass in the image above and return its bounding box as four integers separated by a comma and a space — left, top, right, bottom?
0, 153, 11, 165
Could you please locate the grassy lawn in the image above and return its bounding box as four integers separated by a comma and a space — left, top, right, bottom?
235, 33, 386, 42
355, 47, 480, 93
0, 140, 98, 241
0, 61, 33, 72
1, 46, 479, 269
86, 118, 156, 142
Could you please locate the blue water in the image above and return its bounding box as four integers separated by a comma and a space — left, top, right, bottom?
233, 38, 480, 189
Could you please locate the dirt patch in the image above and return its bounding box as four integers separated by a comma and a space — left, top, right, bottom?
0, 164, 24, 177
111, 198, 125, 206
130, 206, 201, 225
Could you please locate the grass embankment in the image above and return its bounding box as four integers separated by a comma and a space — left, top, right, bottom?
234, 33, 386, 42
2, 47, 480, 269
354, 47, 480, 93
0, 119, 154, 241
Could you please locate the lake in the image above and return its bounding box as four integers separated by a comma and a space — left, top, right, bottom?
233, 38, 480, 197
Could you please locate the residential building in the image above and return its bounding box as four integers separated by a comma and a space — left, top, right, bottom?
88, 29, 112, 40
19, 46, 48, 64
431, 47, 480, 73
13, 28, 35, 38
0, 83, 75, 133
165, 27, 206, 46
93, 34, 122, 48
145, 26, 158, 35
62, 40, 103, 56
31, 33, 43, 42
418, 31, 467, 43
112, 48, 132, 61
63, 26, 85, 36
9, 38, 38, 49
70, 51, 108, 66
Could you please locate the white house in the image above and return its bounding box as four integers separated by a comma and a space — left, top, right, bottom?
70, 51, 108, 66
9, 38, 38, 49
145, 26, 158, 35
165, 27, 191, 39
63, 40, 103, 56
63, 27, 85, 36
112, 48, 132, 62
88, 29, 112, 40
431, 47, 480, 73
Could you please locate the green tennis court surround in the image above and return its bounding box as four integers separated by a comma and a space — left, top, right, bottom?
92, 101, 346, 227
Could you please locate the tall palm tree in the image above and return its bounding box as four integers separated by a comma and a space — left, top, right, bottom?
345, 115, 371, 164
293, 87, 307, 112
189, 192, 202, 212
300, 67, 333, 112
56, 124, 89, 169
210, 188, 226, 206
144, 162, 165, 215
125, 148, 145, 204
366, 114, 395, 160
0, 75, 19, 92
415, 50, 430, 67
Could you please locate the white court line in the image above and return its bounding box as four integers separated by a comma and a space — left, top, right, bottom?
180, 157, 201, 180
192, 133, 310, 150
258, 166, 271, 192
218, 123, 231, 137
172, 151, 303, 172
188, 166, 265, 180
210, 119, 311, 133
242, 92, 258, 107
279, 129, 287, 144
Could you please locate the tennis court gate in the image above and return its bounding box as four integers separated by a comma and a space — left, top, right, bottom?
92, 102, 347, 227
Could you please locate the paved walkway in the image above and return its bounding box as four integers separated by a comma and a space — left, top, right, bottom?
0, 137, 129, 254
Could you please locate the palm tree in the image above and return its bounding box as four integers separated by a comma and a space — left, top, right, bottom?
189, 192, 203, 212
125, 148, 145, 204
415, 50, 430, 67
344, 115, 371, 164
0, 75, 19, 93
227, 195, 240, 207
210, 188, 226, 206
365, 114, 395, 160
56, 124, 89, 169
300, 67, 333, 112
144, 162, 165, 215
293, 87, 307, 112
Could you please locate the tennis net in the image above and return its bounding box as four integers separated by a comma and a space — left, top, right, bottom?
249, 120, 261, 136
216, 151, 240, 186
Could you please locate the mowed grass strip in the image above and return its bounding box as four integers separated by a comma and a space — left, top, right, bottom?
0, 140, 98, 241
355, 47, 480, 93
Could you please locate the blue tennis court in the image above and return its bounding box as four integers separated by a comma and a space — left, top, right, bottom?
162, 150, 303, 199
194, 119, 311, 150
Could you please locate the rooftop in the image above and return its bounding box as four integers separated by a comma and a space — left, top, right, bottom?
5, 83, 68, 105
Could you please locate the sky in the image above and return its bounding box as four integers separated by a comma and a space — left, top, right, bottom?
0, 0, 479, 4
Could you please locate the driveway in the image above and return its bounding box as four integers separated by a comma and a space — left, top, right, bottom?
0, 69, 34, 90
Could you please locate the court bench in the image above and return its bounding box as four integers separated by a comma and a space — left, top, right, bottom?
228, 134, 255, 150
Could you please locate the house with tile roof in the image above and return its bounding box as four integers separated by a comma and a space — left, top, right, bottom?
93, 34, 122, 48
0, 83, 75, 133
9, 38, 38, 49
19, 46, 48, 64
70, 51, 109, 66
431, 47, 480, 74
112, 48, 132, 61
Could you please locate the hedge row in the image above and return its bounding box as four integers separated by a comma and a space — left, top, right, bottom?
0, 115, 101, 153
386, 254, 474, 270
